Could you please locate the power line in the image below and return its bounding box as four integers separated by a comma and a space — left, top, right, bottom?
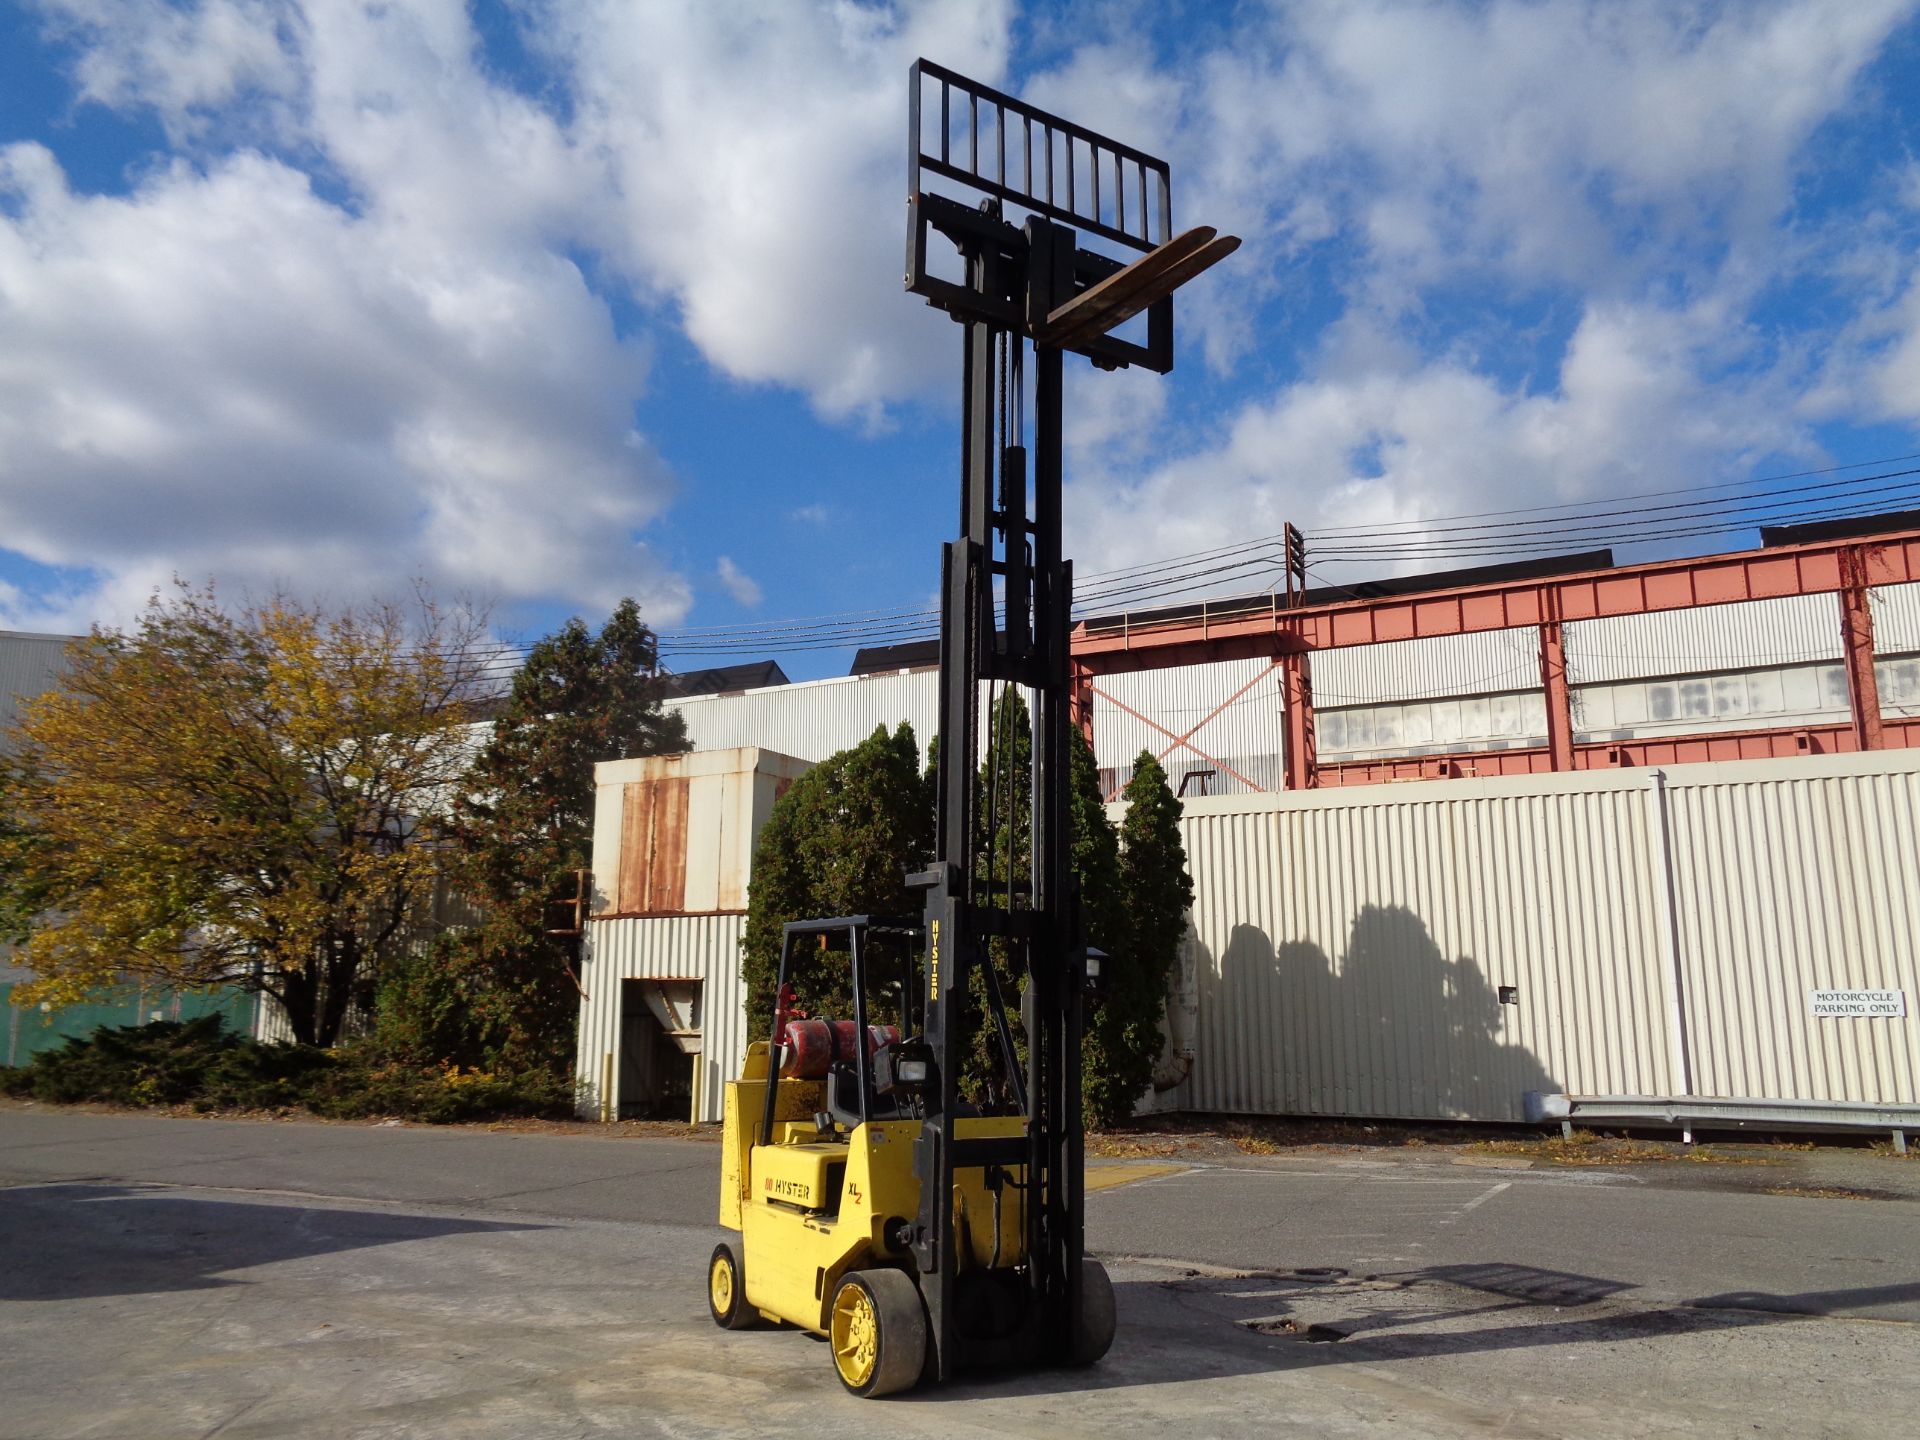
1306, 450, 1920, 537
1310, 468, 1920, 550
454, 451, 1920, 667
1308, 488, 1920, 562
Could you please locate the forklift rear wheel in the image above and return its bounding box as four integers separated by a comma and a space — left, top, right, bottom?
707, 1241, 758, 1330
1067, 1258, 1117, 1366
829, 1268, 927, 1398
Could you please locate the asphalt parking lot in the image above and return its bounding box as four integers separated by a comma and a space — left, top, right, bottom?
4, 1107, 1916, 1438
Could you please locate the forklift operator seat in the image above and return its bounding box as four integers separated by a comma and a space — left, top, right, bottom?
826, 1058, 905, 1129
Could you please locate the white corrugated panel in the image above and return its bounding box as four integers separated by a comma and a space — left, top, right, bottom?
1312, 628, 1541, 705
1318, 690, 1548, 760
1873, 581, 1920, 655
1571, 662, 1848, 740
0, 630, 80, 753
1881, 656, 1920, 718
576, 913, 749, 1123
1090, 658, 1283, 797
1663, 759, 1920, 1106
665, 670, 939, 763
1566, 595, 1841, 684
1173, 772, 1670, 1121
1165, 751, 1920, 1122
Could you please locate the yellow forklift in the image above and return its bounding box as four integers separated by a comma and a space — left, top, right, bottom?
706, 59, 1235, 1397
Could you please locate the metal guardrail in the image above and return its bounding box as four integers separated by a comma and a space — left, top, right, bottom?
1527, 1091, 1916, 1151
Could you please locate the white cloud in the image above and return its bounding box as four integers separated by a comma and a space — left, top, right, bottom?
0, 0, 1016, 632
539, 0, 1012, 423
1048, 1, 1920, 591
1865, 275, 1920, 425
714, 556, 762, 608
0, 1, 693, 632
1067, 297, 1807, 586
37, 0, 301, 143
1023, 1, 1915, 372
5, 0, 1918, 642
0, 138, 684, 627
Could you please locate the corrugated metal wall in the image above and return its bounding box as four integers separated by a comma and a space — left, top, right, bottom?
1166, 750, 1920, 1122
1664, 761, 1920, 1105
1090, 658, 1282, 796
666, 670, 939, 762
650, 587, 1919, 796
1562, 596, 1857, 742
1309, 628, 1547, 763
1871, 580, 1920, 654
0, 630, 80, 754
1315, 628, 1542, 703
1571, 662, 1849, 740
1565, 594, 1842, 684
1173, 773, 1671, 1120
575, 913, 748, 1122
670, 665, 1290, 798
252, 870, 482, 1043
1319, 690, 1547, 759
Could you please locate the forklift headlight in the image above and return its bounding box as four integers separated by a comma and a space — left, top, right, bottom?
896, 1057, 929, 1084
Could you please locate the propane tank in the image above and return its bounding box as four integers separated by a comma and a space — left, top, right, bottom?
778, 1020, 902, 1080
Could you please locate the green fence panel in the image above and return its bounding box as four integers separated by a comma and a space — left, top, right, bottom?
2, 984, 259, 1067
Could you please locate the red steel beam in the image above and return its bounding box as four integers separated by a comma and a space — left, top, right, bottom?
1281, 648, 1316, 789
1839, 545, 1886, 751
1071, 528, 1920, 674
1068, 662, 1095, 748
1538, 606, 1574, 771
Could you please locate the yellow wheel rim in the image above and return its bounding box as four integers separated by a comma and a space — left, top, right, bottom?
710, 1254, 734, 1316
831, 1283, 878, 1388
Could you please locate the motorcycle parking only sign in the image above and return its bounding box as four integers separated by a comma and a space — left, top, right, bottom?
1809, 989, 1907, 1018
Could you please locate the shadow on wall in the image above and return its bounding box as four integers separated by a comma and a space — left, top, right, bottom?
1194, 905, 1558, 1121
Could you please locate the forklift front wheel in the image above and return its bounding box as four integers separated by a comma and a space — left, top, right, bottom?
828, 1268, 927, 1398
1068, 1258, 1117, 1366
707, 1240, 758, 1331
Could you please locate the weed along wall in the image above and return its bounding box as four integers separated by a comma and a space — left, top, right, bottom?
1151, 749, 1920, 1128
574, 747, 812, 1123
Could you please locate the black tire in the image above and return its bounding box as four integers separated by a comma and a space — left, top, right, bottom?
829, 1268, 927, 1398
1068, 1257, 1117, 1366
707, 1240, 758, 1330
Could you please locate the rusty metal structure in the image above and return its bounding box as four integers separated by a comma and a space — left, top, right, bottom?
1070, 525, 1920, 791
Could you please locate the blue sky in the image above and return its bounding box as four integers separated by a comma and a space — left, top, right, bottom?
3, 1, 1920, 680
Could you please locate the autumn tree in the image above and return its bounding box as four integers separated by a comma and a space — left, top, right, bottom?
383, 600, 688, 1073
742, 723, 931, 1033
0, 585, 491, 1046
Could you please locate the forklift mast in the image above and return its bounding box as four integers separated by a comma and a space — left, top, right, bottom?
901, 60, 1236, 1380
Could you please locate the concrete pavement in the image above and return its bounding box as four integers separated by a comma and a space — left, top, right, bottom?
3, 1107, 1917, 1438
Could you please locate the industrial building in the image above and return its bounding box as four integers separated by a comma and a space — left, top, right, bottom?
658, 524, 1920, 799
575, 747, 809, 1121
579, 522, 1920, 1138
0, 628, 78, 757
